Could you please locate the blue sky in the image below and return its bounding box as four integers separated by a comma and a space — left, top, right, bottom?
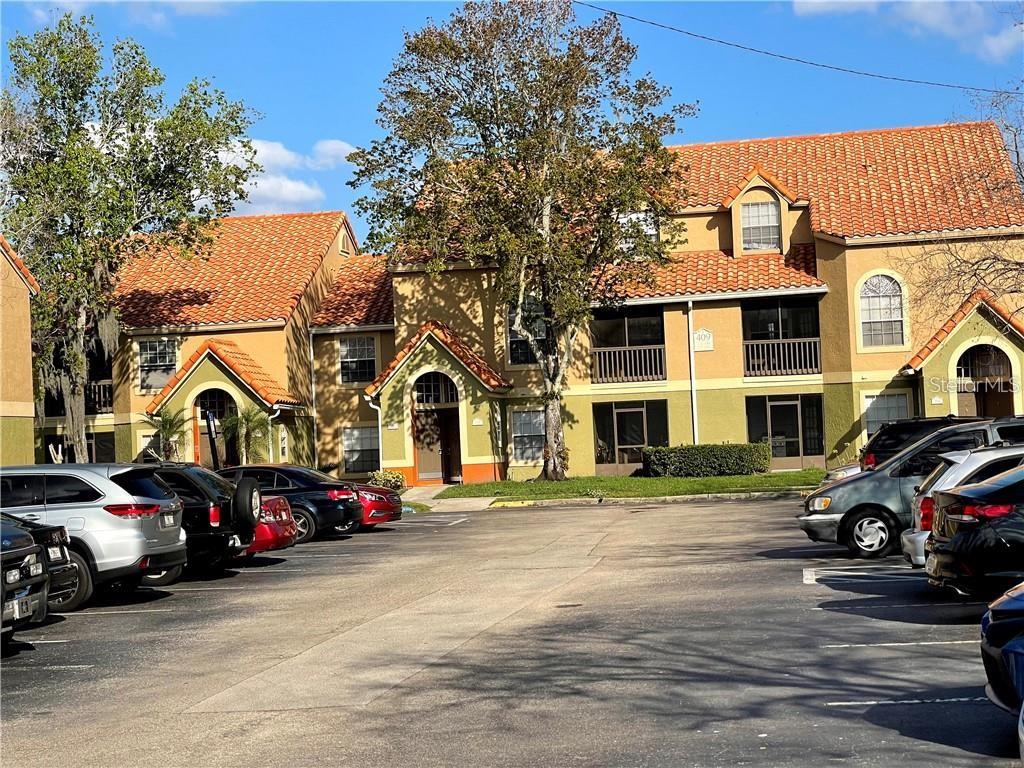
4, 1, 1022, 241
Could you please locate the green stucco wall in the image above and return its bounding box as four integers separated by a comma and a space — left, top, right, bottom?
1, 417, 36, 465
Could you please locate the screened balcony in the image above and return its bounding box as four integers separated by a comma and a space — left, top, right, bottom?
741, 297, 822, 377
590, 308, 666, 384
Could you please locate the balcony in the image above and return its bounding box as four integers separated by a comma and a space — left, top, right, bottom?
591, 345, 666, 383
85, 380, 114, 414
743, 338, 821, 377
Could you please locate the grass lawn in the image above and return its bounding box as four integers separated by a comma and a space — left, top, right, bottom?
401, 501, 433, 514
435, 468, 825, 500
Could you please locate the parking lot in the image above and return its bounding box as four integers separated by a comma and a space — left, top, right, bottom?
2, 500, 1019, 768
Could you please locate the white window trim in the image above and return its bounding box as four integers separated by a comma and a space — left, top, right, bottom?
340, 422, 381, 476
135, 337, 180, 395
854, 270, 911, 354
740, 200, 782, 253
338, 335, 379, 388
509, 407, 545, 466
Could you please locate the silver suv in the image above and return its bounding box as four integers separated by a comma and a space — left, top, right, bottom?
0, 465, 186, 610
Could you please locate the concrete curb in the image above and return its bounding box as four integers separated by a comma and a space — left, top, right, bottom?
487, 488, 815, 509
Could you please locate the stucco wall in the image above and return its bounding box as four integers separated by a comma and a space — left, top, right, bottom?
1, 254, 36, 464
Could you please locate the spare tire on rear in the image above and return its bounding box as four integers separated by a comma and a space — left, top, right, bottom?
232, 478, 261, 536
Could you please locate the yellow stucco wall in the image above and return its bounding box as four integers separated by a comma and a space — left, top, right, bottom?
1, 255, 36, 464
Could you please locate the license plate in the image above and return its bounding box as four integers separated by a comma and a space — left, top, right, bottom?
925, 555, 939, 577
161, 513, 175, 527
12, 596, 36, 619
47, 546, 63, 561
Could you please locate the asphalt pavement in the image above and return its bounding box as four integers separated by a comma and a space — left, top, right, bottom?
1, 501, 1018, 767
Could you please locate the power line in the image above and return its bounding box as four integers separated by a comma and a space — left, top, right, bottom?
573, 1, 1021, 97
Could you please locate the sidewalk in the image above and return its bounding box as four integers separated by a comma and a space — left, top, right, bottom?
401, 485, 497, 514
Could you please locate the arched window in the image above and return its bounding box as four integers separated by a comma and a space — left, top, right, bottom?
414, 372, 458, 405
859, 274, 905, 347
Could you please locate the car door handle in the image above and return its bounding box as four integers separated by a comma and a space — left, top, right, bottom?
21, 513, 41, 521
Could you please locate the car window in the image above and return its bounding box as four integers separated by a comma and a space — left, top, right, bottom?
0, 475, 44, 508
869, 423, 934, 453
287, 467, 337, 486
995, 424, 1024, 444
45, 475, 103, 505
271, 472, 296, 489
241, 469, 279, 490
154, 472, 205, 503
112, 469, 175, 500
188, 467, 237, 498
965, 456, 1024, 485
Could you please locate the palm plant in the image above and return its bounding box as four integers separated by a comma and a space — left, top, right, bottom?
145, 406, 188, 461
221, 404, 270, 464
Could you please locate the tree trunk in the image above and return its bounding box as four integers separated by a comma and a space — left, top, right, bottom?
61, 311, 89, 463
540, 393, 567, 480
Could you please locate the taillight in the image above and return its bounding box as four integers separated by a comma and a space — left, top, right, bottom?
919, 497, 934, 531
862, 453, 877, 470
209, 504, 221, 528
947, 503, 1013, 523
326, 488, 355, 501
259, 503, 276, 524
104, 504, 160, 519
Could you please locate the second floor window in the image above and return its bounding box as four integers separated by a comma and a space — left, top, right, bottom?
741, 201, 781, 251
138, 339, 176, 390
507, 299, 546, 366
340, 336, 376, 383
860, 274, 905, 347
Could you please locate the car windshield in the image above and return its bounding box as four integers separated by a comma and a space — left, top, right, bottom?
111, 468, 175, 500
287, 467, 341, 485
874, 426, 973, 473
867, 423, 936, 453
187, 466, 238, 497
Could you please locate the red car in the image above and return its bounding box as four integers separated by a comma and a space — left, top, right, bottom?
355, 484, 403, 529
244, 495, 298, 556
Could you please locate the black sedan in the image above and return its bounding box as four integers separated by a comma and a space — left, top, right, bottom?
925, 465, 1024, 596
979, 582, 1024, 762
217, 465, 362, 544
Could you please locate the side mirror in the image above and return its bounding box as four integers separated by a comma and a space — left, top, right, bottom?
913, 485, 921, 493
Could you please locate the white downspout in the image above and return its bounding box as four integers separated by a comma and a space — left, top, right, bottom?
364, 394, 383, 474
687, 300, 699, 444
308, 329, 319, 468
267, 408, 281, 461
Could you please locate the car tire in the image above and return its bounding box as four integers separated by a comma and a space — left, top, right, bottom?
844, 508, 898, 558
292, 508, 316, 544
49, 550, 94, 612
232, 479, 262, 537
333, 518, 360, 536
142, 565, 183, 587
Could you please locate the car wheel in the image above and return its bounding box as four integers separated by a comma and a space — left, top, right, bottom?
845, 509, 897, 558
142, 565, 183, 587
232, 478, 262, 537
292, 508, 316, 544
49, 551, 94, 612
333, 519, 360, 536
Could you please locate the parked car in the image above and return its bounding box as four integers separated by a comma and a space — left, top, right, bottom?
1, 514, 49, 643
243, 495, 298, 558
901, 445, 1024, 567
925, 465, 1024, 595
2, 513, 78, 611
352, 484, 403, 530
799, 417, 1024, 557
216, 465, 362, 544
0, 465, 187, 610
979, 581, 1024, 764
819, 463, 861, 486
148, 464, 261, 585
858, 415, 981, 470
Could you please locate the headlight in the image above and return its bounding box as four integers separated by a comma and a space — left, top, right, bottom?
28, 562, 43, 577
360, 492, 385, 502
808, 496, 832, 512
4, 569, 20, 584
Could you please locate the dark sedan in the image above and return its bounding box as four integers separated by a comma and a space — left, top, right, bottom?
217, 465, 362, 544
979, 582, 1024, 762
926, 465, 1024, 596
2, 513, 77, 611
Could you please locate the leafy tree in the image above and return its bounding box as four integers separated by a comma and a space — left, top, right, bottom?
0, 15, 258, 461
144, 406, 188, 461
350, 0, 692, 480
222, 405, 270, 465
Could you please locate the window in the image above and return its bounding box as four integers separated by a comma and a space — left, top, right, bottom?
196, 390, 236, 422
511, 410, 545, 462
860, 275, 905, 347
343, 426, 380, 474
241, 469, 284, 490
112, 469, 175, 501
138, 339, 176, 390
745, 394, 824, 460
590, 309, 665, 348
864, 393, 910, 436
0, 475, 44, 508
593, 400, 668, 466
340, 336, 376, 383
616, 211, 659, 249
415, 372, 458, 405
45, 475, 102, 505
507, 299, 546, 366
741, 298, 820, 341
741, 201, 781, 251
965, 457, 1023, 485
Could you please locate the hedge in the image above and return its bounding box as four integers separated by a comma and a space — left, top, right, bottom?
641, 442, 771, 477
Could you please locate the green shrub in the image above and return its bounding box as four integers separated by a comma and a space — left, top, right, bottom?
368, 469, 406, 491
641, 443, 771, 477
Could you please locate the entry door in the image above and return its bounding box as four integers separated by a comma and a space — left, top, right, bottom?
414, 410, 443, 482
768, 401, 802, 470
439, 409, 462, 484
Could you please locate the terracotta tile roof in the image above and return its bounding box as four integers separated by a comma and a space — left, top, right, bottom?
1, 234, 40, 294
116, 211, 350, 328
311, 254, 394, 327
904, 290, 1024, 371
145, 337, 300, 415
720, 164, 803, 208
670, 122, 1024, 238
602, 243, 823, 301
366, 320, 512, 397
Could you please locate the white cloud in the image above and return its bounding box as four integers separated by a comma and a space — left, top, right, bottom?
791, 0, 1023, 63
309, 139, 357, 170
251, 137, 356, 172
238, 137, 356, 214
25, 1, 230, 28
242, 173, 325, 214
251, 139, 305, 172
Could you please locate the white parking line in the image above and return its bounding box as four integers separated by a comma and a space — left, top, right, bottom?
822, 639, 977, 649
68, 609, 174, 616
826, 696, 989, 707
162, 587, 245, 592
7, 664, 95, 671
813, 602, 986, 610
22, 639, 69, 644
236, 568, 304, 573
282, 554, 352, 559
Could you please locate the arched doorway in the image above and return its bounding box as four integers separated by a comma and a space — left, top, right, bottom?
194, 388, 239, 468
956, 345, 1014, 418
412, 372, 462, 484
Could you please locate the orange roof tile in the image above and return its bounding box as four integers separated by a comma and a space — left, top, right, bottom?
311, 254, 394, 327
366, 320, 512, 397
720, 164, 803, 208
145, 337, 300, 415
602, 243, 823, 301
116, 211, 350, 328
671, 122, 1024, 238
904, 290, 1024, 371
1, 234, 40, 294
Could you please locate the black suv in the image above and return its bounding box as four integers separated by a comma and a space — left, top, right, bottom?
217, 465, 362, 543
2, 515, 50, 643
147, 464, 261, 584
859, 416, 983, 470
2, 513, 77, 611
